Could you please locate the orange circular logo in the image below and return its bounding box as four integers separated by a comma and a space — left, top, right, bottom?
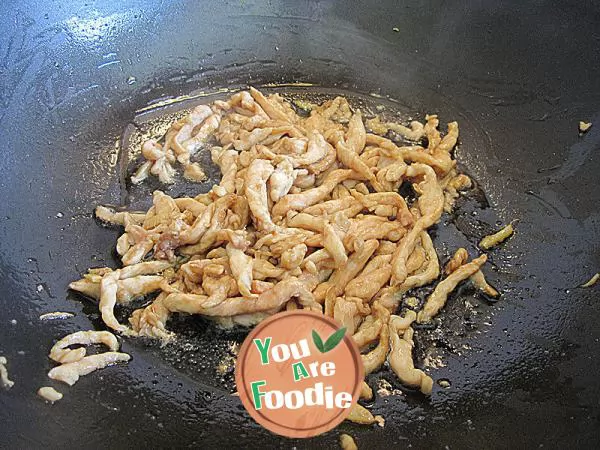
235, 311, 364, 438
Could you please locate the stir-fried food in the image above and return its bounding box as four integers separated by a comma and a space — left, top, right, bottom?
339, 433, 359, 450
46, 330, 130, 387
388, 311, 433, 394
48, 352, 131, 386
579, 121, 592, 133
39, 312, 75, 321
479, 223, 514, 250
0, 356, 14, 390
69, 88, 499, 417
37, 386, 63, 403
580, 272, 599, 288
49, 330, 120, 364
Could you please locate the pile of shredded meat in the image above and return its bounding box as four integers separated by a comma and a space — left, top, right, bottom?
70, 87, 497, 406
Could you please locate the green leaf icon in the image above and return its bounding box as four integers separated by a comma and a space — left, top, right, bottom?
323, 327, 347, 352
312, 330, 325, 352
312, 327, 347, 353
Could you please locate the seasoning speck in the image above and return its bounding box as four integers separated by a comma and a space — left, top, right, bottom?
36, 284, 44, 292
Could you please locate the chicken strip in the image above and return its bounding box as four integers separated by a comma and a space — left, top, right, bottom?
95, 205, 145, 226
445, 248, 498, 297
69, 275, 163, 304
346, 403, 383, 425
333, 296, 369, 335
340, 434, 358, 450
281, 243, 308, 270
417, 254, 487, 323
272, 169, 355, 218
352, 315, 383, 349
388, 312, 433, 395
360, 303, 390, 375
48, 352, 131, 386
0, 356, 14, 390
38, 386, 63, 403
249, 87, 294, 123
359, 381, 373, 401
444, 248, 469, 274
49, 330, 119, 364
313, 239, 379, 302
268, 158, 295, 202
391, 163, 444, 285
226, 242, 254, 298
293, 131, 331, 167
346, 111, 367, 154
397, 231, 440, 294
99, 270, 132, 334
345, 255, 392, 300
303, 196, 362, 216
245, 159, 277, 231
164, 276, 317, 317
323, 221, 348, 267
343, 216, 406, 251
352, 192, 413, 227
212, 147, 239, 194
129, 293, 174, 342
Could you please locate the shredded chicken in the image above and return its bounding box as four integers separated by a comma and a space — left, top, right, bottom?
359, 381, 373, 400
340, 433, 359, 450
366, 115, 425, 141
360, 303, 390, 374
95, 205, 145, 225
580, 272, 599, 288
69, 88, 502, 416
479, 223, 514, 250
48, 352, 131, 386
49, 330, 119, 364
417, 254, 488, 323
0, 356, 14, 389
579, 121, 592, 133
38, 386, 63, 403
346, 403, 381, 424
445, 248, 498, 297
388, 311, 433, 395
39, 312, 75, 321
444, 247, 468, 274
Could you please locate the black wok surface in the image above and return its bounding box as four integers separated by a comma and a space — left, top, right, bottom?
1, 0, 599, 448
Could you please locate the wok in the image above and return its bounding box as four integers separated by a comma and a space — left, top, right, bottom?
1, 0, 599, 448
